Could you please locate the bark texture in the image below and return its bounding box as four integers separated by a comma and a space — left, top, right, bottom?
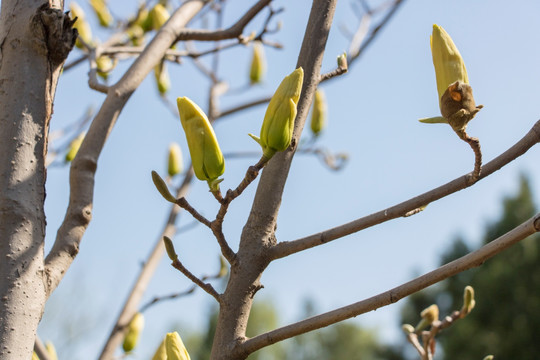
0, 1, 75, 358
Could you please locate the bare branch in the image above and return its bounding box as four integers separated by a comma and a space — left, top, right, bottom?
176, 0, 271, 41
176, 197, 212, 227
171, 258, 221, 301
33, 337, 51, 360
242, 213, 540, 353
270, 119, 540, 260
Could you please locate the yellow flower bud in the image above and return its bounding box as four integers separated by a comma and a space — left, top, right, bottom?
218, 255, 228, 277
431, 24, 468, 103
155, 61, 171, 96
122, 312, 145, 353
152, 338, 167, 360
401, 324, 415, 334
461, 285, 476, 315
89, 0, 113, 27
177, 97, 225, 190
135, 7, 152, 32
168, 143, 183, 177
165, 332, 191, 360
483, 356, 494, 360
65, 132, 85, 162
249, 41, 266, 84
250, 67, 304, 159
149, 4, 170, 31
337, 52, 348, 70
32, 351, 39, 360
127, 24, 145, 46
430, 24, 482, 131
310, 89, 327, 136
45, 342, 58, 360
96, 56, 114, 80
70, 2, 93, 48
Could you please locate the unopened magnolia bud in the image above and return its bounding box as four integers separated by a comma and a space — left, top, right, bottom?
482, 356, 494, 360
310, 89, 327, 136
163, 236, 178, 261
461, 285, 476, 315
149, 4, 170, 30
416, 304, 439, 331
152, 171, 177, 203
89, 0, 113, 27
123, 312, 145, 352
337, 52, 348, 70
32, 352, 39, 360
70, 2, 93, 48
401, 324, 415, 334
65, 132, 85, 162
218, 255, 228, 277
45, 341, 58, 360
165, 332, 191, 360
168, 143, 183, 177
154, 61, 171, 95
127, 25, 145, 46
249, 67, 304, 159
152, 338, 167, 360
96, 56, 114, 80
249, 41, 266, 84
430, 24, 482, 131
177, 97, 225, 191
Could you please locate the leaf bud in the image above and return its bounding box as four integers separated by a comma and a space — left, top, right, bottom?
310, 89, 327, 136
415, 304, 439, 331
249, 41, 266, 84
177, 97, 225, 191
45, 341, 58, 360
65, 132, 85, 162
165, 332, 191, 360
461, 285, 476, 315
152, 171, 177, 203
401, 324, 415, 334
337, 52, 348, 71
163, 236, 178, 261
250, 67, 304, 159
482, 356, 494, 360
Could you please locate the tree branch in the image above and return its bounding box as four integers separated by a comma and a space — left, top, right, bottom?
270, 119, 540, 260
176, 0, 271, 41
44, 0, 209, 300
171, 258, 220, 301
242, 213, 540, 353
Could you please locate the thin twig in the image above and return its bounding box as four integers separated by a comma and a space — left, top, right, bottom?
34, 336, 51, 360
171, 258, 220, 301
176, 197, 212, 227
270, 119, 540, 260
458, 129, 482, 182
242, 213, 540, 354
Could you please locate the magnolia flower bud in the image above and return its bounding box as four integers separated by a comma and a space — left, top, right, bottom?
65, 132, 85, 162
123, 313, 145, 352
168, 143, 183, 177
337, 52, 348, 71
401, 324, 415, 334
155, 61, 171, 95
70, 2, 93, 48
32, 352, 39, 360
149, 4, 170, 30
45, 341, 58, 360
152, 338, 167, 360
430, 24, 482, 131
310, 89, 327, 136
249, 41, 266, 84
483, 356, 494, 360
461, 285, 476, 315
177, 97, 225, 191
249, 67, 304, 159
96, 56, 114, 80
416, 304, 439, 331
218, 255, 228, 277
166, 332, 191, 360
89, 0, 113, 27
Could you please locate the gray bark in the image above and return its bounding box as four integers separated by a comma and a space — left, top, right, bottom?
0, 1, 75, 358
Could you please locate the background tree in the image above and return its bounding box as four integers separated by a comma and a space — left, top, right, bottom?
400, 175, 540, 359
1, 0, 540, 359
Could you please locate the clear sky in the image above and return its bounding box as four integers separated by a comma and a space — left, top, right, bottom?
38, 0, 540, 358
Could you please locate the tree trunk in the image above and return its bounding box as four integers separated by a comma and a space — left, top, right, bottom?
0, 1, 75, 358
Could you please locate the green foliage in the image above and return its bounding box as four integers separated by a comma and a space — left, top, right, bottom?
401, 175, 540, 359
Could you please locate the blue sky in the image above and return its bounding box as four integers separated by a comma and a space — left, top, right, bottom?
39, 0, 540, 358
